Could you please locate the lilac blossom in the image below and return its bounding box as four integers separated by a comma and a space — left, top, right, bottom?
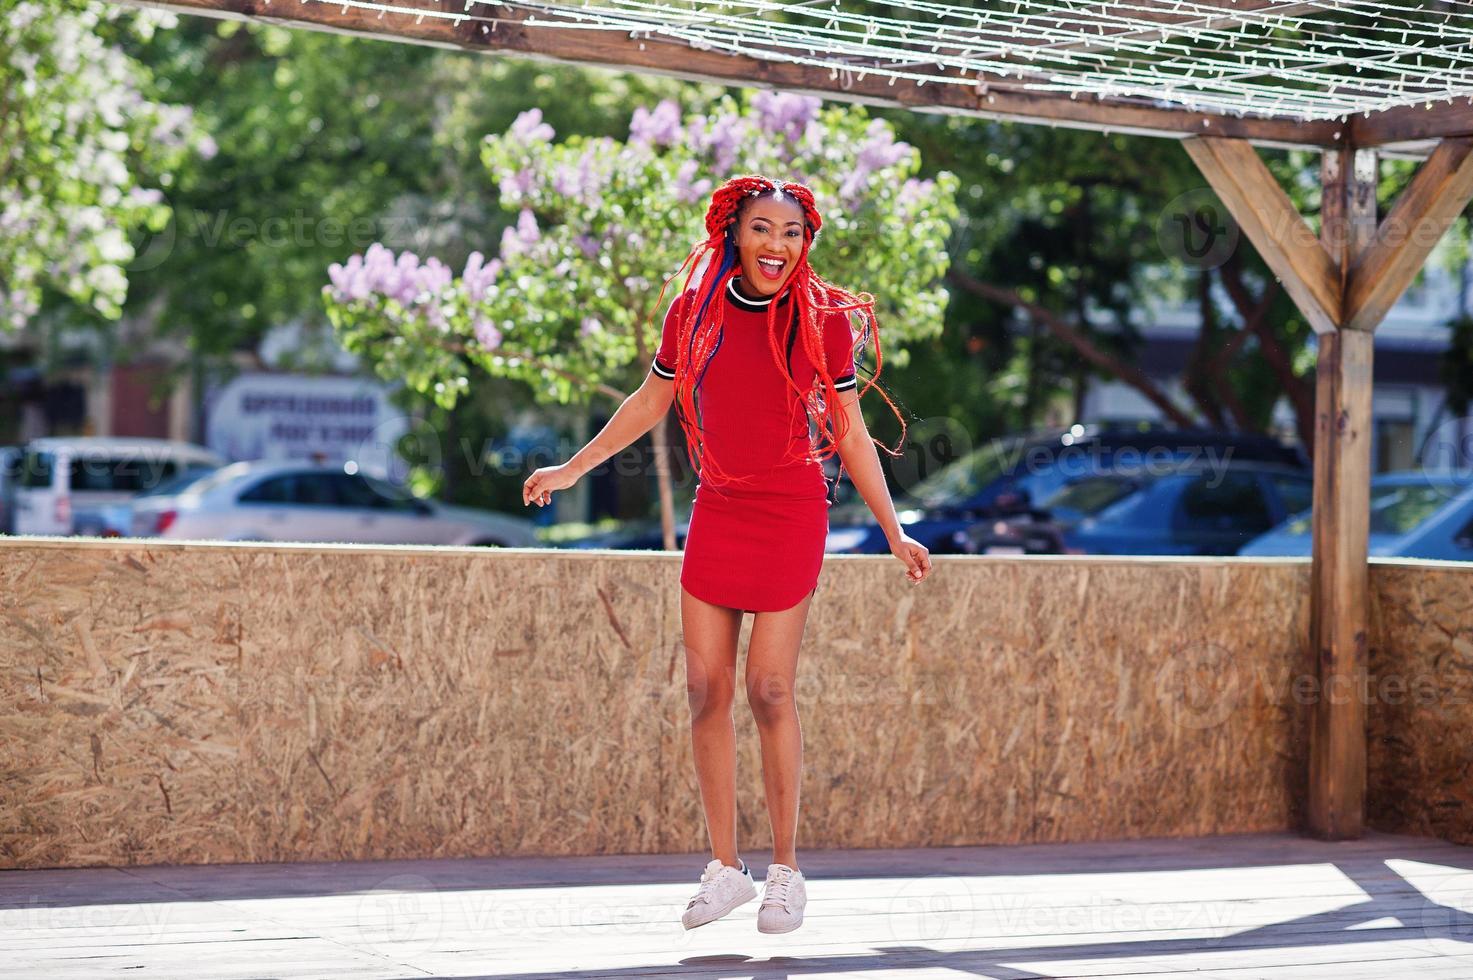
857, 119, 912, 171
473, 314, 503, 351
751, 91, 820, 143
462, 251, 501, 303
510, 107, 555, 144
499, 208, 541, 259
501, 166, 537, 198
580, 316, 602, 337
629, 99, 682, 147
327, 243, 454, 306
705, 113, 745, 174
897, 177, 935, 215
673, 159, 712, 204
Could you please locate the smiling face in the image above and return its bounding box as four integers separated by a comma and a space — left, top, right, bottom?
732, 193, 806, 298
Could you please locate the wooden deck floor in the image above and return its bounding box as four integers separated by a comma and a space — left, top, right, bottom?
3, 831, 1473, 979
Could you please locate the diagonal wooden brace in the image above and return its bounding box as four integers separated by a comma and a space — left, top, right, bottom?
1182, 137, 1341, 333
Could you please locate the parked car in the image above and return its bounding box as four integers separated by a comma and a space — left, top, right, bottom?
14, 437, 226, 537
0, 445, 21, 534
1033, 460, 1314, 556
1240, 471, 1473, 559
955, 509, 1074, 555
826, 424, 1306, 554
128, 460, 541, 547
563, 515, 690, 550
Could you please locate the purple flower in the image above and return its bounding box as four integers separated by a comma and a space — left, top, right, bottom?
673, 160, 712, 204
897, 177, 934, 214
502, 166, 537, 198
752, 91, 820, 143
706, 113, 745, 174
857, 120, 911, 171
327, 254, 369, 302
574, 234, 600, 258
629, 99, 683, 147
499, 208, 541, 259
580, 316, 602, 337
463, 251, 501, 303
510, 107, 555, 144
473, 314, 503, 351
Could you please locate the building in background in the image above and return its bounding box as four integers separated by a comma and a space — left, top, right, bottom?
1078, 259, 1468, 471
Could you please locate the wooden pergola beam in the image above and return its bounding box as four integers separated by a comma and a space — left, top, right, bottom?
1351, 100, 1473, 148
1344, 138, 1473, 332
1181, 136, 1473, 838
1180, 137, 1340, 333
125, 0, 1347, 149
1305, 145, 1378, 841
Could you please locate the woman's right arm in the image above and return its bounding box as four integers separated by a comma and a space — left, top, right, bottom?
522, 374, 674, 508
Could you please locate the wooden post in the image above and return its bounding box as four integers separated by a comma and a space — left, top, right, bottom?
1306, 147, 1377, 840
1185, 137, 1473, 839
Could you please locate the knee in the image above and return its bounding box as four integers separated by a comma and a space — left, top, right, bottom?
746, 672, 797, 727
686, 659, 736, 721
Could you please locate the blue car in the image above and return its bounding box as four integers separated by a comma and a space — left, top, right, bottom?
1240, 471, 1473, 559
826, 424, 1306, 555
1038, 460, 1313, 556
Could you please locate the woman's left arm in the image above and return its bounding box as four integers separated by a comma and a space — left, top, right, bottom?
832, 388, 932, 584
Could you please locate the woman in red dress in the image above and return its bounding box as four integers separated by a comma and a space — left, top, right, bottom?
523, 175, 930, 933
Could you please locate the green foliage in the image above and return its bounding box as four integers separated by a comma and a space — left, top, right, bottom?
0, 1, 203, 328
324, 92, 960, 412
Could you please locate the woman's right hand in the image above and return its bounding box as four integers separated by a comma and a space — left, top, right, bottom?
523, 463, 580, 508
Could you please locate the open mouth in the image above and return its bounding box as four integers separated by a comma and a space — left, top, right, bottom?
756, 256, 786, 279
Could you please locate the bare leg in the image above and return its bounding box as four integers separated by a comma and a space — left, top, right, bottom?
745, 587, 815, 872
680, 585, 745, 868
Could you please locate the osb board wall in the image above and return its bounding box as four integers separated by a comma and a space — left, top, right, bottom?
1368, 560, 1473, 845
1, 540, 1311, 870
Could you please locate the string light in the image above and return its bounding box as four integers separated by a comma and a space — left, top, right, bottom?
279, 0, 1473, 122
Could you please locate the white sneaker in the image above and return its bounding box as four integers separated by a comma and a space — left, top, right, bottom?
757, 863, 807, 934
681, 858, 756, 929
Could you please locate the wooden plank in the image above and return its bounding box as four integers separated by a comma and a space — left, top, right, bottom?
1345, 137, 1473, 332
1304, 145, 1377, 843
1319, 146, 1378, 275
1306, 329, 1374, 840
1182, 137, 1341, 333
4, 832, 1471, 978
1352, 98, 1473, 147
117, 0, 1344, 149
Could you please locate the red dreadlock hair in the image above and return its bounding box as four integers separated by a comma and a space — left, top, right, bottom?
647, 174, 908, 492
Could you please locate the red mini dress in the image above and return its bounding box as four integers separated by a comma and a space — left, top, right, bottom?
651, 276, 858, 613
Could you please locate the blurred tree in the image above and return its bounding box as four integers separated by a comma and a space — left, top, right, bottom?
323, 93, 960, 542
0, 1, 205, 332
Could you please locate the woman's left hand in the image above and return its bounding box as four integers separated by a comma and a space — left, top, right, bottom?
890, 532, 931, 584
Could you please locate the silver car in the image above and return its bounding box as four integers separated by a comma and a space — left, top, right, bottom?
128, 460, 541, 548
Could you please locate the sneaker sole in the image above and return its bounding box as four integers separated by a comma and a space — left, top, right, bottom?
682, 883, 757, 930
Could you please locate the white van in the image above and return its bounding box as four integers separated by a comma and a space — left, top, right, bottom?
14, 437, 225, 537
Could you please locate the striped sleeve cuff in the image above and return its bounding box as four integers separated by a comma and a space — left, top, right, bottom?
832, 372, 857, 391
651, 358, 676, 380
